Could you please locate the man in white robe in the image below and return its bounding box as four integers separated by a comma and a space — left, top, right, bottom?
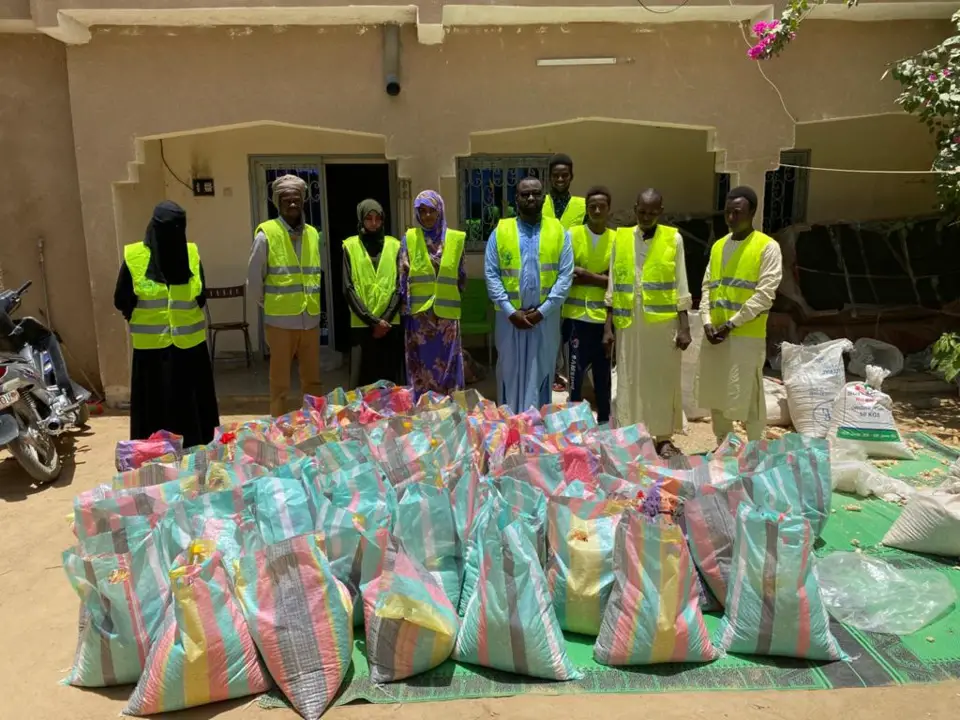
696, 185, 783, 444
604, 189, 691, 457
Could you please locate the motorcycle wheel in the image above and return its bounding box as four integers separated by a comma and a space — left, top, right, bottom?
7, 419, 61, 484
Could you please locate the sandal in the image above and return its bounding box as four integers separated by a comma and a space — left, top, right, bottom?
656, 440, 682, 459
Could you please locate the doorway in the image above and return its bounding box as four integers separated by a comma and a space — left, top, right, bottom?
323, 162, 394, 355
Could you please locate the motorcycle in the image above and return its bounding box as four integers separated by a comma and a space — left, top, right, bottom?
0, 281, 91, 483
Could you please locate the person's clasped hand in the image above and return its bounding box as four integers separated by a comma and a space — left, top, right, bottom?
373, 319, 391, 339
675, 327, 692, 350
509, 311, 533, 330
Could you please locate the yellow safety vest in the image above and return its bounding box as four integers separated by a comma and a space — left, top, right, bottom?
543, 195, 586, 229
610, 225, 680, 329
343, 235, 401, 328
258, 219, 322, 317
405, 228, 466, 320
707, 230, 773, 338
562, 225, 613, 323
494, 217, 565, 310
124, 242, 206, 350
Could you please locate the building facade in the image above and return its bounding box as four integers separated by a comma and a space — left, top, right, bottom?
0, 0, 952, 404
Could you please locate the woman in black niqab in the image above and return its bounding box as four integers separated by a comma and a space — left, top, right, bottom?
114, 201, 220, 447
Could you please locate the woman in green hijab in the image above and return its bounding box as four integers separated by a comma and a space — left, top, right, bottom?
341, 199, 404, 387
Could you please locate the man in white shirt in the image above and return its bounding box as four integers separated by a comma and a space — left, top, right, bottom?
604, 189, 691, 457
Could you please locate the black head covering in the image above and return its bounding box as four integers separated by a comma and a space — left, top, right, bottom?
356, 198, 385, 254
144, 201, 192, 285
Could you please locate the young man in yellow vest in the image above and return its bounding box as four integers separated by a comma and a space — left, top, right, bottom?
484, 176, 574, 413
542, 153, 586, 393
697, 186, 783, 444
342, 198, 403, 388
603, 189, 692, 457
563, 186, 614, 423
246, 174, 324, 416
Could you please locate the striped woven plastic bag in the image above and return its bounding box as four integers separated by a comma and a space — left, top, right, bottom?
583, 423, 658, 471
62, 520, 168, 687
73, 479, 187, 542
541, 402, 597, 434
111, 463, 197, 491
453, 518, 581, 681
713, 503, 847, 661
594, 510, 720, 665
459, 481, 547, 616
234, 534, 354, 720
314, 438, 368, 473
360, 529, 459, 683
545, 496, 627, 635
393, 482, 461, 609
124, 542, 272, 715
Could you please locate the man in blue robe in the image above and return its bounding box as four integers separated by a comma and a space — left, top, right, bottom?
484, 176, 574, 413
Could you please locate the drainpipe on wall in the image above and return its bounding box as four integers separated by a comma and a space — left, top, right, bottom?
383, 23, 401, 96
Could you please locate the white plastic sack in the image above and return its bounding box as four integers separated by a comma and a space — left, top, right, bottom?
830, 443, 914, 502
817, 552, 956, 635
848, 338, 904, 378
682, 313, 709, 421
763, 377, 791, 427
782, 338, 852, 438
883, 491, 960, 557
828, 365, 913, 460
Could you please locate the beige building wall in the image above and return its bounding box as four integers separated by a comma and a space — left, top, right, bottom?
467, 121, 717, 219
0, 35, 98, 384
0, 18, 942, 401
797, 114, 939, 224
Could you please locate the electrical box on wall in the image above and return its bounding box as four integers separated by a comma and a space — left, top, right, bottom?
192, 178, 215, 197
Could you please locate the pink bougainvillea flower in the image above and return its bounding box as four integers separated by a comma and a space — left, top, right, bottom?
748, 45, 766, 60
930, 74, 939, 82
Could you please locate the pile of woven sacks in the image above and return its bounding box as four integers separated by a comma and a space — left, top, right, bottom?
62, 381, 842, 719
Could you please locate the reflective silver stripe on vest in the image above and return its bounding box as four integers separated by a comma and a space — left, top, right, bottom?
409, 274, 435, 284
644, 304, 677, 314
643, 281, 677, 291
711, 299, 743, 311
612, 308, 631, 318
501, 269, 520, 278
136, 299, 168, 309
300, 266, 322, 274
436, 276, 459, 286
129, 323, 170, 335
169, 300, 199, 311
266, 265, 301, 275
541, 263, 559, 272
409, 295, 433, 306
304, 285, 322, 295
264, 284, 304, 294
172, 321, 206, 336
720, 277, 758, 289
706, 281, 720, 290
614, 284, 633, 293
434, 299, 460, 308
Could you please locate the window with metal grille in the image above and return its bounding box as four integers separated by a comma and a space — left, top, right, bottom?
457, 155, 551, 252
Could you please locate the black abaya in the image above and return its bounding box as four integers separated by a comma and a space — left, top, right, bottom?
115, 241, 220, 448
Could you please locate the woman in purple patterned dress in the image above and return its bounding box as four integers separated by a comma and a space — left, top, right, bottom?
398, 190, 466, 398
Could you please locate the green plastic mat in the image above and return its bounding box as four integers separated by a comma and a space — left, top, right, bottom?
261, 433, 960, 709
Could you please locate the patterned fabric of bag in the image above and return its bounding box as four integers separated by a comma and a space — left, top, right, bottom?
242, 475, 318, 546
363, 384, 416, 415
111, 464, 194, 491
742, 446, 832, 537
541, 402, 597, 434
453, 519, 580, 680
594, 510, 720, 665
124, 542, 272, 715
314, 438, 368, 473
73, 480, 186, 542
682, 480, 751, 608
713, 503, 847, 661
545, 496, 628, 635
360, 529, 459, 683
63, 521, 168, 687
459, 481, 547, 615
584, 424, 658, 471
393, 482, 461, 609
115, 430, 183, 472
234, 534, 354, 720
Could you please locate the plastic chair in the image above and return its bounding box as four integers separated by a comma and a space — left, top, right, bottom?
205, 285, 252, 367
460, 277, 494, 368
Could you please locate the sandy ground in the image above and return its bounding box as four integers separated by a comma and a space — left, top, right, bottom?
1, 397, 958, 720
